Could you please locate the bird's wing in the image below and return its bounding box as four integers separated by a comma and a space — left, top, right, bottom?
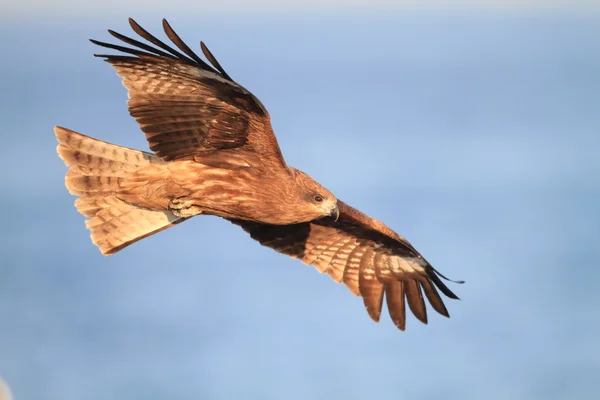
230, 200, 462, 331
91, 18, 285, 166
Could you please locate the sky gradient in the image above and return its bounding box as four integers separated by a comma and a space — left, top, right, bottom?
0, 6, 599, 400
3, 0, 599, 18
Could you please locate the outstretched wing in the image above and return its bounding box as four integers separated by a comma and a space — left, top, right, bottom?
92, 18, 285, 166
231, 201, 462, 331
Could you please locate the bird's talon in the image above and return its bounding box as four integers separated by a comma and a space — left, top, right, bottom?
168, 198, 202, 217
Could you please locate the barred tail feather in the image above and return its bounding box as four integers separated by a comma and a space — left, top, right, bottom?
83, 197, 183, 255
55, 126, 184, 255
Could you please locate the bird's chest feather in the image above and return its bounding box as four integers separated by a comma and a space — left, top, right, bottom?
168, 161, 297, 222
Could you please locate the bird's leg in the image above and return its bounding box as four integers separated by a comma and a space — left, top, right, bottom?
168, 197, 203, 218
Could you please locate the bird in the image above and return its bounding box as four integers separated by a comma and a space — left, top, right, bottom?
55, 18, 463, 331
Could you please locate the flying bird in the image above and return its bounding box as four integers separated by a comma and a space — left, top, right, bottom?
55, 18, 462, 331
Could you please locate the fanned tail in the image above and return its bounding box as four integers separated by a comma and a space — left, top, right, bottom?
55, 126, 185, 255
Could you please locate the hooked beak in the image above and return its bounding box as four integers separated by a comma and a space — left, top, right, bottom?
330, 204, 340, 222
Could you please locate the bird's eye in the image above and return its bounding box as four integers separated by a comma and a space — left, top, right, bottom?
314, 195, 324, 203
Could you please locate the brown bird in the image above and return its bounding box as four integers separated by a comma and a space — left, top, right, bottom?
55, 18, 462, 331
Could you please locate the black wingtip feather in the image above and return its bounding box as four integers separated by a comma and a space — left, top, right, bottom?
200, 41, 233, 81
433, 267, 465, 284
91, 18, 234, 82
161, 19, 216, 72
420, 280, 450, 318
430, 272, 461, 300
89, 39, 157, 58
93, 54, 128, 60
127, 18, 191, 61
107, 29, 176, 59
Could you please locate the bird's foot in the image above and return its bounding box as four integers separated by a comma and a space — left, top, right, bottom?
168, 197, 203, 218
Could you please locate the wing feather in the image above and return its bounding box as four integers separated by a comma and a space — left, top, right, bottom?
107, 29, 176, 58
385, 281, 407, 331
90, 39, 156, 58
91, 19, 283, 164
162, 19, 210, 67
405, 280, 428, 324
128, 18, 196, 62
420, 279, 449, 318
327, 238, 358, 283
374, 253, 394, 284
231, 200, 462, 331
200, 41, 233, 80
302, 231, 343, 271
358, 249, 385, 322
430, 271, 462, 300
342, 245, 364, 296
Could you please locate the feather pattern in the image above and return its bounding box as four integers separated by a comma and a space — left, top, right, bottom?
232, 200, 462, 330
55, 127, 186, 255
91, 18, 281, 164
55, 19, 463, 332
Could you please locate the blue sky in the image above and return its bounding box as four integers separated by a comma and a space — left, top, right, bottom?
0, 4, 599, 400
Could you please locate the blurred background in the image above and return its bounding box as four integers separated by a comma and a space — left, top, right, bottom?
1, 1, 599, 399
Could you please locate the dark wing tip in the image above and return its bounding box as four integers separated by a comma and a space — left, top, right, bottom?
128, 17, 140, 30
94, 18, 232, 80
433, 266, 465, 284
161, 18, 173, 36
89, 38, 158, 59
420, 280, 450, 318
430, 271, 461, 300
200, 41, 233, 81
161, 18, 217, 72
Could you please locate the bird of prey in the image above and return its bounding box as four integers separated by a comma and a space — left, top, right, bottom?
55, 19, 462, 331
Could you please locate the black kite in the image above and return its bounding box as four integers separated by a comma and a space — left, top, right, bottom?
55, 19, 462, 331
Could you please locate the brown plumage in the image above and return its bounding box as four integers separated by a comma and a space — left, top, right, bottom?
56, 18, 463, 331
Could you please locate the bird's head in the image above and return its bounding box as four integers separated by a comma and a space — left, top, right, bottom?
291, 168, 339, 222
